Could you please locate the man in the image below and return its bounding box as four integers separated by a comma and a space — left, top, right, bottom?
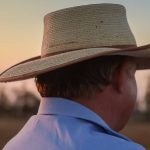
1, 3, 149, 150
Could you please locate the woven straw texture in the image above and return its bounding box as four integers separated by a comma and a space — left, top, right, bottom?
0, 3, 150, 82
41, 3, 136, 56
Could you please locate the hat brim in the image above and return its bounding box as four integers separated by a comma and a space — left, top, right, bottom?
1, 44, 150, 82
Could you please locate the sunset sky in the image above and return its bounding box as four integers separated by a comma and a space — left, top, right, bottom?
0, 0, 150, 102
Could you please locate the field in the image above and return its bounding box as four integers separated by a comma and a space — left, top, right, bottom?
0, 116, 150, 149
121, 122, 150, 149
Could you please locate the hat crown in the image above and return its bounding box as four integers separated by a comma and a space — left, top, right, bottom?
41, 3, 136, 57
1, 3, 150, 83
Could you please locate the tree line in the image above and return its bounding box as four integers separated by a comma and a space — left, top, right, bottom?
0, 85, 40, 117
0, 80, 150, 121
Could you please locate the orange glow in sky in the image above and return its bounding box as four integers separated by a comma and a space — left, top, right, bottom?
0, 0, 150, 101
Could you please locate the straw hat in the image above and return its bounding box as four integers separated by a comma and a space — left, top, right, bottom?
1, 3, 150, 82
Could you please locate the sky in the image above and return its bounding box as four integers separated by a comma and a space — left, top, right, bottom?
0, 0, 150, 103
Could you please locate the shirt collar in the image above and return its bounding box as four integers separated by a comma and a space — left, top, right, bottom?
38, 97, 131, 141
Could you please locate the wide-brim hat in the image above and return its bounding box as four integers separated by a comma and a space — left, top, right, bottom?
1, 3, 150, 82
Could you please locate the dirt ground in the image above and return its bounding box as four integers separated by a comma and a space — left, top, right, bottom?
0, 116, 150, 149
121, 122, 150, 149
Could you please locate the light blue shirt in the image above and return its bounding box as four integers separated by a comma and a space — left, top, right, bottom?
3, 97, 145, 150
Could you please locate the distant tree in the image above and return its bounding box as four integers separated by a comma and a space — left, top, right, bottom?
0, 87, 12, 115
0, 82, 40, 117
12, 88, 40, 116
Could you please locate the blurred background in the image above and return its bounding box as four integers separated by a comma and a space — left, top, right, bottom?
0, 0, 150, 149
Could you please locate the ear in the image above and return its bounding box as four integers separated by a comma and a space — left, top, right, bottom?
112, 58, 131, 94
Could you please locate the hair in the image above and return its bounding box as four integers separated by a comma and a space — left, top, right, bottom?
35, 56, 127, 99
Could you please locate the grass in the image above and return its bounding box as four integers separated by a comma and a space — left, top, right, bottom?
0, 116, 28, 149
0, 116, 150, 149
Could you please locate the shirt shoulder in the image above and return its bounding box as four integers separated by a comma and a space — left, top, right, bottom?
3, 114, 146, 150
83, 130, 145, 150
67, 120, 144, 150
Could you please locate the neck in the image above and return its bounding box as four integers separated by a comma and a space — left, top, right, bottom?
72, 86, 124, 131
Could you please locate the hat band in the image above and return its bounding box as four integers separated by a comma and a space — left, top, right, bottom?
41, 45, 137, 58
0, 44, 137, 78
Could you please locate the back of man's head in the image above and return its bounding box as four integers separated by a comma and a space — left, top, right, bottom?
35, 56, 126, 99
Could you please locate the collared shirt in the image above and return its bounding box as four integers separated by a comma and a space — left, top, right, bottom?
3, 97, 145, 150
